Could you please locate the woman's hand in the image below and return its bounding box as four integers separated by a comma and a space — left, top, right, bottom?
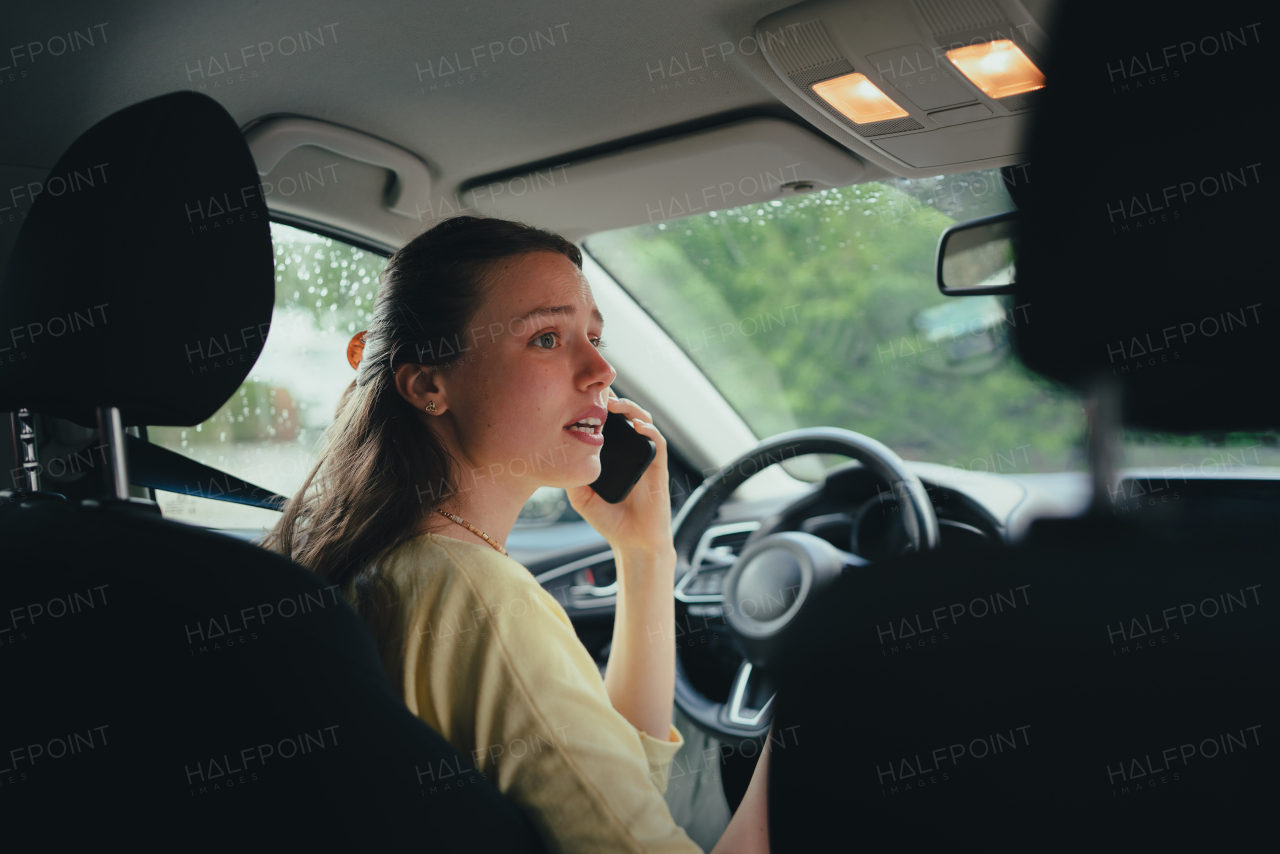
566, 390, 675, 563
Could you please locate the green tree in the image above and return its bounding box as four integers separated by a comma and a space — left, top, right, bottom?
588, 174, 1086, 472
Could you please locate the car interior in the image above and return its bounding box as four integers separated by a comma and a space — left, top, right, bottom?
2, 0, 1273, 849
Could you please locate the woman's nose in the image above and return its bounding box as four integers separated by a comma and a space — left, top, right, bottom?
579, 340, 616, 390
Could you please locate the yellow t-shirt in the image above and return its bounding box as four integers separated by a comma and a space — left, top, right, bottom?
372, 533, 704, 854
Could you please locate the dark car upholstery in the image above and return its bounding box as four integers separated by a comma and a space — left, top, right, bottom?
0, 92, 545, 852
767, 0, 1275, 848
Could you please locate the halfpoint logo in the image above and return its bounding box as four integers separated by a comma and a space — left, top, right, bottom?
876, 724, 1032, 796
1106, 724, 1262, 796
876, 584, 1031, 654
1105, 583, 1261, 655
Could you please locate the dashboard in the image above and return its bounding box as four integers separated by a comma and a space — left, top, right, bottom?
519, 460, 1089, 669
521, 462, 1280, 681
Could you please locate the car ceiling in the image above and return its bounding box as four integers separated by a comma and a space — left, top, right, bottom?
3, 0, 1054, 255
5, 0, 822, 192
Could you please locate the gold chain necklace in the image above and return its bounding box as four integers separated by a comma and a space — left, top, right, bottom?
434, 507, 509, 556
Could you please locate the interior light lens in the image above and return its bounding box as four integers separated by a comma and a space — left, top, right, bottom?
811, 72, 909, 124
945, 40, 1045, 99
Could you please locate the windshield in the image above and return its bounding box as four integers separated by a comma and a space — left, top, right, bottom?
586, 170, 1278, 475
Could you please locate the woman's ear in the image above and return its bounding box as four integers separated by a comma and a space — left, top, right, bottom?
394, 364, 446, 413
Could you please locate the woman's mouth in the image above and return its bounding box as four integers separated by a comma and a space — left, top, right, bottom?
564, 408, 607, 446
567, 417, 602, 435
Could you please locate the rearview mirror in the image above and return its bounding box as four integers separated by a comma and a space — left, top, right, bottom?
936, 211, 1017, 296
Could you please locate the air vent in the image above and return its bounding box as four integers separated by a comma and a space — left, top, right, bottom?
678, 521, 762, 606
573, 558, 616, 589
693, 521, 761, 567
567, 554, 618, 609
913, 0, 1005, 36
534, 550, 618, 611
704, 529, 754, 563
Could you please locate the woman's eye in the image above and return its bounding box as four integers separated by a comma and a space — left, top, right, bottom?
534, 332, 557, 349
591, 337, 606, 348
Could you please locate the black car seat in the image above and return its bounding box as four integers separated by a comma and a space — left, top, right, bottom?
767, 0, 1274, 849
0, 91, 545, 852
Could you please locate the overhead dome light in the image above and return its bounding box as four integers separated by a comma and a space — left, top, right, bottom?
811, 72, 909, 124
945, 40, 1045, 99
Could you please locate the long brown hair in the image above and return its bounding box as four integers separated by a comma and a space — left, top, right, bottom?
265, 216, 582, 640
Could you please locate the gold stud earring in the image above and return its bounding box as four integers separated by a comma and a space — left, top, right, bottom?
425, 401, 437, 413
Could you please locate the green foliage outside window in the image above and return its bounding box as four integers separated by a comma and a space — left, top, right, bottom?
588, 171, 1086, 473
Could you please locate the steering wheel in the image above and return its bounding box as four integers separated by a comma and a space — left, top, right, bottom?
671, 427, 940, 742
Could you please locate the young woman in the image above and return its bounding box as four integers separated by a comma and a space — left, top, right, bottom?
268, 216, 771, 853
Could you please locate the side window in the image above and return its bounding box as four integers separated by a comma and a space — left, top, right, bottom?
150, 223, 587, 534
149, 223, 387, 532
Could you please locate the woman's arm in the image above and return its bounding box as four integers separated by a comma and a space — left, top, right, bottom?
604, 545, 677, 740
568, 392, 680, 741
710, 728, 772, 854
566, 393, 773, 851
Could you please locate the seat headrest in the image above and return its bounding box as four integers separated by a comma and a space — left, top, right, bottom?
0, 91, 273, 427
1014, 0, 1270, 431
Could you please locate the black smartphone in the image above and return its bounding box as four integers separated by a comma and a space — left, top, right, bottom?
589, 411, 658, 504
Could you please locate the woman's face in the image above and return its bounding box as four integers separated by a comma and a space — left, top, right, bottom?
434, 251, 616, 496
